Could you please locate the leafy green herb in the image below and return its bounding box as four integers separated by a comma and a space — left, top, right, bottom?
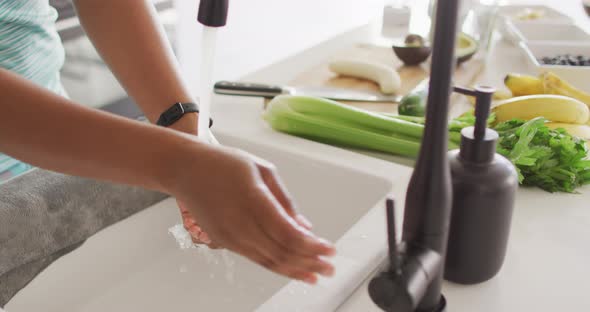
494, 117, 590, 193
384, 112, 590, 192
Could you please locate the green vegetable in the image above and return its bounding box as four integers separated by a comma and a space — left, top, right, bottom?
380, 111, 494, 146
493, 117, 590, 193
398, 90, 428, 117
398, 79, 429, 117
264, 95, 461, 158
264, 95, 590, 192
381, 113, 426, 124
264, 95, 420, 157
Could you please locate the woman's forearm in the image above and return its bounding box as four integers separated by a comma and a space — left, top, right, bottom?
0, 68, 200, 193
73, 0, 197, 133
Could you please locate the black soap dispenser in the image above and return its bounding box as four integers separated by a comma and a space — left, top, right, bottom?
444, 86, 518, 285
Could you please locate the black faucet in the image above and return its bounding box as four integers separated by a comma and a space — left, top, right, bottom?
195, 0, 470, 310
197, 0, 229, 27
368, 0, 463, 311
369, 87, 499, 312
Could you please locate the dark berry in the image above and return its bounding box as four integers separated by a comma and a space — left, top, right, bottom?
541, 54, 590, 66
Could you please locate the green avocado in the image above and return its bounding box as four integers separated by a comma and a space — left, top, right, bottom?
456, 33, 478, 64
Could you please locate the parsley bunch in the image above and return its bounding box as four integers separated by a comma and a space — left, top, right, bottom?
494, 117, 590, 193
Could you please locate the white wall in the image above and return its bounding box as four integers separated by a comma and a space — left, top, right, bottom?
174, 0, 383, 94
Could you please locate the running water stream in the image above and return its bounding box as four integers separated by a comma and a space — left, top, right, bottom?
167, 25, 228, 278
198, 26, 218, 143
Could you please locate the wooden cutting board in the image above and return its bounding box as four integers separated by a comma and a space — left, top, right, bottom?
285, 43, 484, 117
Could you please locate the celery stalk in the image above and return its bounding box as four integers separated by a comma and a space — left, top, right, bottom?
264, 96, 421, 157
263, 95, 461, 158
272, 95, 425, 139
381, 113, 426, 124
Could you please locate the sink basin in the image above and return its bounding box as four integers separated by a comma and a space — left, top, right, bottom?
6, 133, 396, 312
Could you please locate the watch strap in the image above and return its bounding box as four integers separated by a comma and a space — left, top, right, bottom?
156, 102, 213, 128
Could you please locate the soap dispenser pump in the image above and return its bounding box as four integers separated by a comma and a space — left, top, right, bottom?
445, 86, 518, 284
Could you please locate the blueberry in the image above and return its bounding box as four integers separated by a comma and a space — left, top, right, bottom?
540, 54, 590, 66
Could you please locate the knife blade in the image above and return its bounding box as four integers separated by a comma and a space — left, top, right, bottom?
214, 81, 402, 103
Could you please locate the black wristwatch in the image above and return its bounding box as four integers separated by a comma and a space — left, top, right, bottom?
156, 102, 213, 128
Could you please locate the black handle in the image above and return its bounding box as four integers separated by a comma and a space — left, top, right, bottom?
213, 81, 285, 98
198, 0, 229, 27
386, 198, 401, 276
453, 85, 495, 140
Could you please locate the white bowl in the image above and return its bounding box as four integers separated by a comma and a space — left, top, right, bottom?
520, 41, 590, 93
498, 5, 571, 23
506, 20, 590, 44
498, 5, 573, 43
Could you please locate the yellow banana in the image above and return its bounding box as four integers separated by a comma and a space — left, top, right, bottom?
493, 90, 513, 101
504, 73, 544, 96
546, 123, 590, 140
492, 94, 589, 124
541, 72, 590, 108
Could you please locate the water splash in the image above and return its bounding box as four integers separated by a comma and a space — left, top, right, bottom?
168, 224, 196, 249
168, 224, 236, 284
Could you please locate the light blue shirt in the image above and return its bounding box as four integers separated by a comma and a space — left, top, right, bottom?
0, 0, 67, 182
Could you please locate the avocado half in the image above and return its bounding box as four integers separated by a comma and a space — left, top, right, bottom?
456, 33, 478, 64
392, 34, 432, 66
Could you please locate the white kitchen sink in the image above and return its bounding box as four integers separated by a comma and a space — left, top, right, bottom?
6, 132, 397, 312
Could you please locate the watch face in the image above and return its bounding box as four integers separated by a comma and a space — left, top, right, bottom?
157, 103, 183, 126
157, 103, 203, 127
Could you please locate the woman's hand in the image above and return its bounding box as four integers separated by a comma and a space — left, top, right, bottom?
169, 143, 335, 284
170, 114, 314, 249
178, 201, 218, 247
0, 68, 333, 283
168, 114, 222, 247
176, 150, 314, 249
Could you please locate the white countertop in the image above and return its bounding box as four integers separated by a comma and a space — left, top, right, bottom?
173, 1, 590, 311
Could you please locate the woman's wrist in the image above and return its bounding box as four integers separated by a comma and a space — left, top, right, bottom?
167, 112, 199, 135
155, 129, 207, 195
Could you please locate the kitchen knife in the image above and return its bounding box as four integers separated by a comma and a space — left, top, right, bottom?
214, 81, 403, 103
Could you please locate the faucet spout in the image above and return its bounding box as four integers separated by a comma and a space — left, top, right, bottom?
368, 198, 444, 312
369, 243, 442, 311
